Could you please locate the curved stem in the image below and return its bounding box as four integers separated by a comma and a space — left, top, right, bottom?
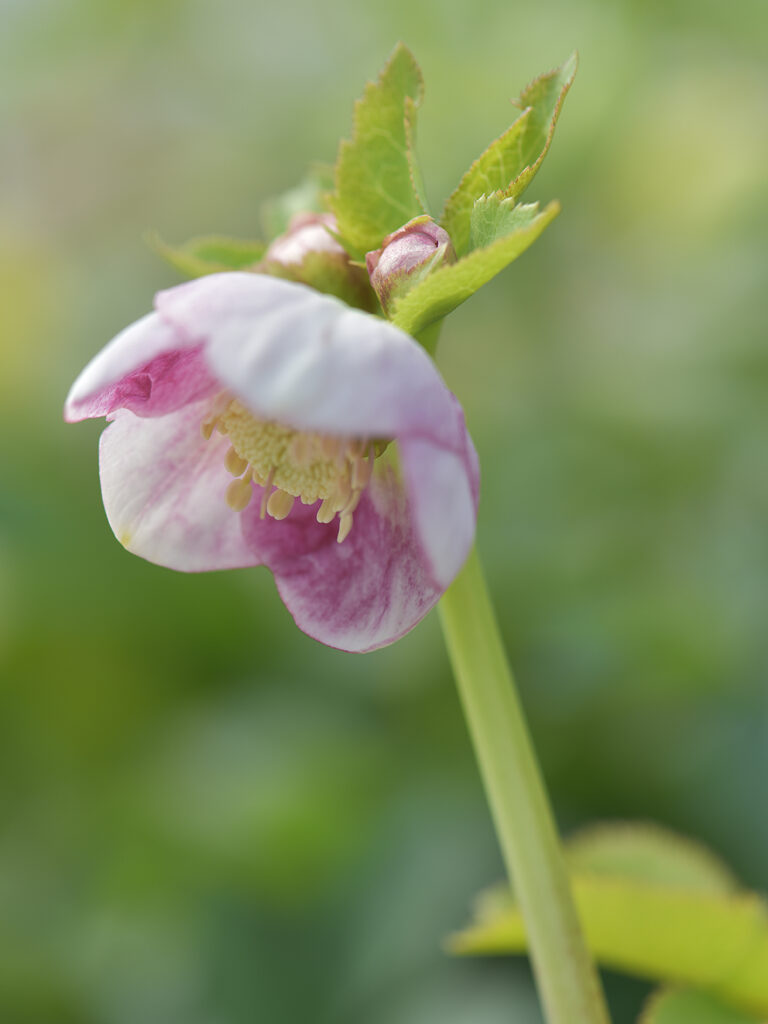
439, 547, 610, 1024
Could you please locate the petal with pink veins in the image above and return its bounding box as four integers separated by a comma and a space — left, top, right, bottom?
242, 463, 443, 652
99, 399, 257, 572
69, 271, 480, 651
65, 313, 216, 422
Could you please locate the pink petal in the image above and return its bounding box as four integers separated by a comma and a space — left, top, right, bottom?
399, 401, 480, 589
99, 399, 256, 572
241, 464, 443, 652
264, 213, 345, 265
155, 272, 465, 450
65, 312, 216, 422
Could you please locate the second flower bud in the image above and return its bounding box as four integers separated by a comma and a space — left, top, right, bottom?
366, 215, 455, 316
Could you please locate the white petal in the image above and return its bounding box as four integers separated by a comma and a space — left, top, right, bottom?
155, 272, 464, 448
100, 400, 256, 572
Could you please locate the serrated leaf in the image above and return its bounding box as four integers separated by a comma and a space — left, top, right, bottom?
149, 233, 266, 278
256, 250, 377, 312
331, 43, 426, 257
441, 53, 577, 256
390, 200, 559, 337
449, 824, 768, 1018
405, 95, 430, 215
469, 196, 548, 250
640, 988, 763, 1024
260, 165, 335, 240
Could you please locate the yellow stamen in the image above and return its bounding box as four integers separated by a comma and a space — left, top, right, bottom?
225, 468, 253, 511
260, 466, 276, 520
352, 448, 373, 489
266, 488, 295, 521
316, 498, 337, 524
320, 437, 340, 460
342, 488, 363, 517
202, 396, 388, 543
337, 513, 354, 544
224, 446, 248, 477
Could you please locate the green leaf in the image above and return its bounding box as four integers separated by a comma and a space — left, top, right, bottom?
405, 94, 430, 215
640, 989, 763, 1024
441, 53, 577, 256
256, 250, 377, 312
469, 195, 552, 250
390, 199, 559, 337
260, 165, 335, 240
565, 823, 739, 894
331, 43, 426, 257
449, 824, 768, 1018
149, 233, 266, 278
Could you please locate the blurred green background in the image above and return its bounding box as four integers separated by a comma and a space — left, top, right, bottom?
1, 0, 766, 1021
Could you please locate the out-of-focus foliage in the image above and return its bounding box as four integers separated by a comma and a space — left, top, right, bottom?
0, 0, 766, 1022
148, 233, 267, 278
640, 989, 762, 1024
452, 823, 768, 1016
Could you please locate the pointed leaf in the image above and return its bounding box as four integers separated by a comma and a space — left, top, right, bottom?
469, 195, 551, 250
390, 200, 559, 337
331, 43, 426, 257
449, 824, 768, 1018
640, 989, 763, 1024
441, 53, 577, 256
149, 233, 266, 278
405, 95, 431, 215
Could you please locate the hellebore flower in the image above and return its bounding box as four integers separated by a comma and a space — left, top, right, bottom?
65, 272, 478, 652
366, 215, 455, 315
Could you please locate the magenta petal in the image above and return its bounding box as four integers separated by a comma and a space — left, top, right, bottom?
241, 467, 442, 652
65, 312, 217, 422
99, 400, 256, 572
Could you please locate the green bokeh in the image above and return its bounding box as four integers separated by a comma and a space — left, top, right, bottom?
1, 1, 766, 1021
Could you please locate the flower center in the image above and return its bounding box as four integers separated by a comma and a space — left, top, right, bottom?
202, 397, 382, 544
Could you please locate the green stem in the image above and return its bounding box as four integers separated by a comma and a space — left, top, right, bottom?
439, 547, 610, 1024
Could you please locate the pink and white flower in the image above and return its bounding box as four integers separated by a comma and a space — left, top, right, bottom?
65, 272, 478, 652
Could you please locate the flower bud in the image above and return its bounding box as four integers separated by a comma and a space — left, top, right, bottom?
265, 212, 345, 266
365, 215, 456, 315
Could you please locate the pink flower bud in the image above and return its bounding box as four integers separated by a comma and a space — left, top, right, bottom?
264, 212, 345, 266
366, 215, 455, 315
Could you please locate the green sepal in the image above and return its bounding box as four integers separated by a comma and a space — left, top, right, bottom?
640, 989, 763, 1024
148, 233, 266, 278
330, 43, 426, 258
390, 199, 559, 337
256, 250, 378, 313
449, 823, 768, 1018
260, 164, 335, 240
441, 53, 577, 256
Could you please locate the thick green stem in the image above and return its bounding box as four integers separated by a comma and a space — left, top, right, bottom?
439, 547, 610, 1024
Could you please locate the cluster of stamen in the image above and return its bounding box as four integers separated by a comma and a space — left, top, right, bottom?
202, 397, 382, 544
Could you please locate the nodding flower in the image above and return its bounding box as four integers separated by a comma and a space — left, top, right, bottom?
65, 271, 478, 652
